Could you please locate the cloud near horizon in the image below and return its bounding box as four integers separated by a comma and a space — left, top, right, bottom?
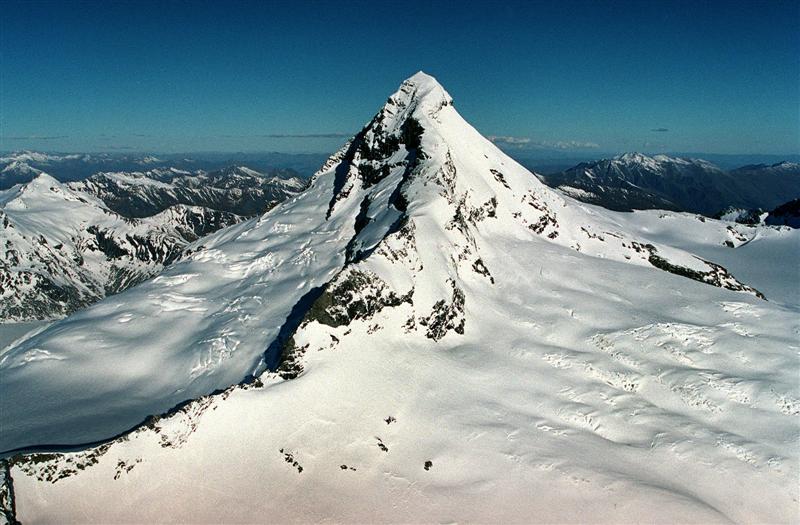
258, 133, 353, 139
488, 135, 600, 150
2, 135, 68, 140
213, 133, 354, 140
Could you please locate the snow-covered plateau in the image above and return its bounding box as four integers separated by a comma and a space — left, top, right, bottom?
1, 73, 797, 524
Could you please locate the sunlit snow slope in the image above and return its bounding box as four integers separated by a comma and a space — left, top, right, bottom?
2, 73, 798, 524
0, 174, 243, 322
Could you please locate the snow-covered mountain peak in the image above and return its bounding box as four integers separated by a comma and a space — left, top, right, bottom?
1, 160, 41, 175
612, 152, 718, 170
651, 153, 688, 164
0, 74, 766, 456
21, 170, 60, 187
393, 71, 453, 110
0, 151, 61, 164
544, 152, 790, 213
218, 165, 264, 178
0, 171, 247, 325
10, 172, 92, 207
318, 76, 763, 329
235, 165, 262, 177
614, 152, 697, 171
616, 151, 657, 164
2, 76, 798, 525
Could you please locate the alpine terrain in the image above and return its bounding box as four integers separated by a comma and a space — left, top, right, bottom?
541, 153, 800, 215
0, 169, 303, 322
0, 152, 164, 189
71, 166, 306, 218
1, 73, 797, 524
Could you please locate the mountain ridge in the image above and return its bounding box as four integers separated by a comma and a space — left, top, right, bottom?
2, 73, 797, 523
71, 165, 305, 217
0, 71, 767, 449
541, 152, 800, 214
0, 172, 247, 321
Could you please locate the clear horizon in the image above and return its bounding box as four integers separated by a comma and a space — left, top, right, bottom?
1, 0, 798, 155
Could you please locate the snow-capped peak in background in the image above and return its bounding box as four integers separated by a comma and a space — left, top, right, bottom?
0, 172, 247, 322
542, 151, 800, 214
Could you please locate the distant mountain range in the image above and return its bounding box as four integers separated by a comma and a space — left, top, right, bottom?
538, 153, 800, 216
0, 167, 304, 322
0, 151, 325, 189
5, 150, 798, 219
71, 166, 306, 217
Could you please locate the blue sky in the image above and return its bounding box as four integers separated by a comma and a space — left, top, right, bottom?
1, 0, 798, 155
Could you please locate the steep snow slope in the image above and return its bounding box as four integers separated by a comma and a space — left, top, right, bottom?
2, 73, 797, 523
0, 174, 242, 321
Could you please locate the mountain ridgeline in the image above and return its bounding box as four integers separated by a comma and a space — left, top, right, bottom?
0, 151, 324, 190
539, 153, 800, 216
0, 167, 304, 322
70, 166, 306, 218
1, 71, 772, 449
1, 73, 797, 523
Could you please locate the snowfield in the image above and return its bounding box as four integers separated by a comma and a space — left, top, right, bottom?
0, 174, 246, 322
604, 209, 800, 307
1, 73, 798, 524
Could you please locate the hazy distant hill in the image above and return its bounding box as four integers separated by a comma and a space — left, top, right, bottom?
0, 151, 327, 189
539, 154, 800, 215
71, 166, 306, 217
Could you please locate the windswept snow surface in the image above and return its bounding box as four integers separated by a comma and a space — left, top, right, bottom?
3, 73, 799, 523
607, 209, 800, 307
1, 172, 352, 449
0, 322, 50, 352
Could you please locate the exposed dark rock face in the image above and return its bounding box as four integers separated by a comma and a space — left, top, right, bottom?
646, 252, 765, 299
419, 280, 466, 341
472, 258, 494, 283
274, 266, 413, 380
279, 449, 303, 473
304, 270, 412, 329
765, 198, 800, 228
345, 196, 374, 263
714, 207, 764, 225
0, 460, 18, 525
